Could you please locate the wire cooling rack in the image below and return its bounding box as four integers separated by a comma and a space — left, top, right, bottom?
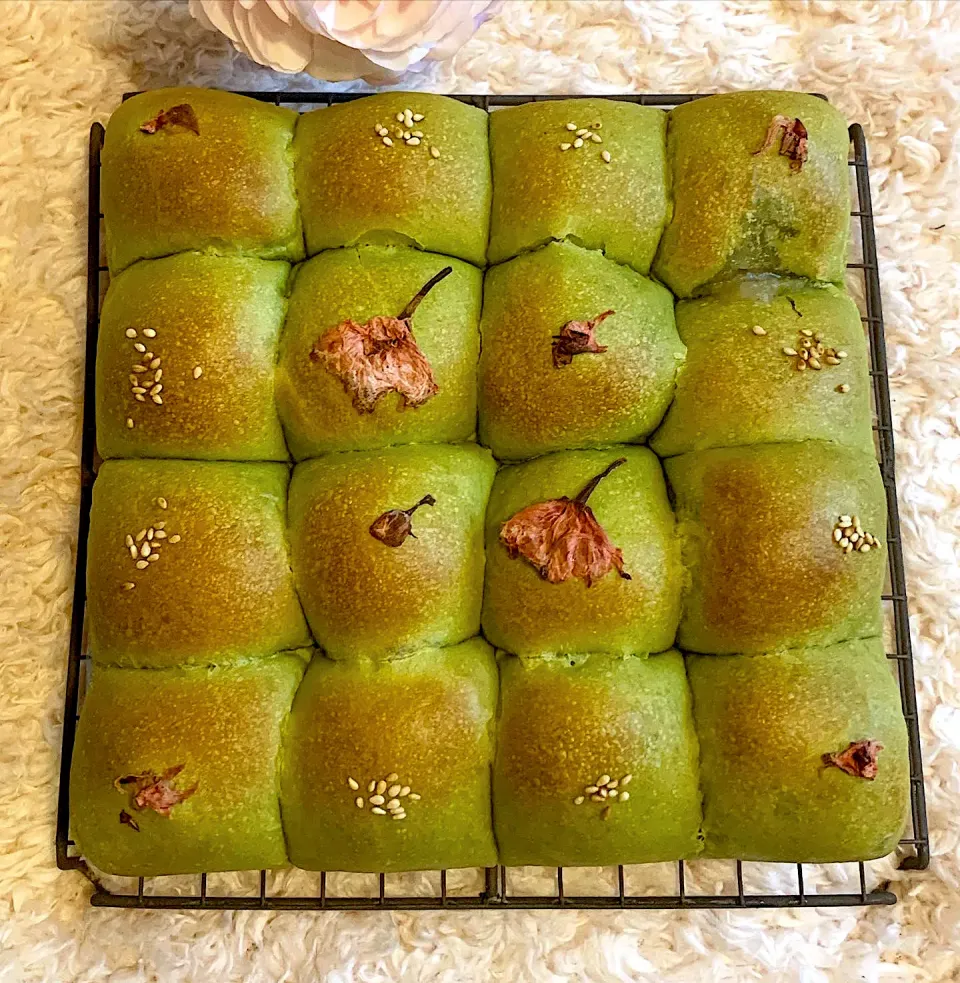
56, 92, 928, 911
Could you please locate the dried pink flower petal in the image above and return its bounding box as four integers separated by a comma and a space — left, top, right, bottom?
115, 764, 198, 817
139, 104, 200, 136
369, 494, 436, 547
499, 458, 631, 588
552, 310, 613, 368
822, 740, 884, 780
753, 115, 808, 172
310, 267, 451, 413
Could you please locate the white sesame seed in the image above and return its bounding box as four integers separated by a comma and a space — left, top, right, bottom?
408, 793, 421, 801
573, 796, 584, 805
839, 515, 851, 525
402, 130, 411, 140
154, 369, 162, 382
412, 130, 423, 139
621, 775, 632, 785
193, 366, 203, 379
134, 343, 146, 353
585, 785, 598, 794
591, 133, 602, 143
125, 534, 134, 547
386, 798, 400, 810
826, 356, 841, 365
609, 789, 619, 797
382, 136, 394, 147
147, 527, 154, 539
156, 521, 165, 529
152, 530, 166, 540
601, 150, 611, 163
136, 529, 147, 541
851, 515, 860, 527
122, 582, 135, 591
395, 113, 404, 122
566, 122, 577, 131
376, 780, 387, 794
560, 143, 572, 151
590, 793, 604, 802
129, 544, 138, 559
388, 784, 401, 797
801, 328, 813, 337
576, 128, 590, 137
413, 113, 424, 122
140, 542, 150, 558
134, 394, 145, 402
598, 775, 610, 786
169, 535, 180, 544
143, 352, 153, 361
347, 777, 359, 790
406, 137, 421, 146
143, 328, 156, 338
399, 786, 411, 796
837, 351, 848, 359
131, 386, 146, 394
158, 498, 167, 509
125, 328, 137, 338
149, 384, 162, 396
152, 395, 163, 405
135, 559, 149, 570
859, 543, 871, 552
370, 794, 385, 805
619, 791, 630, 802
430, 146, 440, 159
607, 779, 619, 789
573, 138, 584, 148
833, 528, 843, 542
403, 108, 413, 117
126, 418, 134, 429
356, 797, 364, 808
147, 553, 159, 562
386, 773, 398, 782
371, 807, 386, 815
752, 325, 766, 336
783, 347, 798, 356
149, 357, 161, 370
592, 121, 602, 129
839, 537, 850, 548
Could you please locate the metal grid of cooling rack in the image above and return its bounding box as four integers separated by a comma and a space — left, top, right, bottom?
56, 93, 928, 911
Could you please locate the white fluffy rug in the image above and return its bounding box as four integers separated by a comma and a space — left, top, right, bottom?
2, 1, 959, 980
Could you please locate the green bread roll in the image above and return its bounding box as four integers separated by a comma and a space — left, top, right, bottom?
495, 651, 702, 867
102, 87, 303, 273
488, 99, 668, 272
654, 91, 850, 297
688, 639, 909, 861
666, 441, 886, 654
651, 278, 872, 458
87, 461, 310, 667
482, 448, 681, 658
295, 94, 490, 266
70, 651, 309, 876
97, 253, 289, 461
288, 444, 496, 659
281, 640, 498, 872
277, 247, 481, 459
479, 242, 683, 460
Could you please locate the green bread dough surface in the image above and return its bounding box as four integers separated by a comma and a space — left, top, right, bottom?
479, 242, 684, 460
495, 651, 702, 866
666, 441, 886, 654
288, 444, 496, 659
654, 91, 850, 297
281, 640, 498, 872
102, 87, 303, 273
97, 253, 289, 461
277, 247, 481, 459
651, 278, 872, 457
482, 447, 681, 658
488, 99, 668, 272
688, 639, 909, 861
70, 651, 309, 876
87, 460, 310, 667
295, 94, 490, 266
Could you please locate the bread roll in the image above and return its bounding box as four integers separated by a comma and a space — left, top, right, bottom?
102, 87, 302, 272
688, 638, 909, 861
87, 461, 310, 667
488, 99, 668, 272
70, 651, 308, 876
479, 241, 683, 460
97, 253, 289, 461
654, 91, 850, 297
295, 94, 490, 266
666, 441, 886, 654
280, 640, 497, 872
288, 444, 496, 659
495, 651, 702, 866
482, 448, 681, 657
277, 246, 480, 458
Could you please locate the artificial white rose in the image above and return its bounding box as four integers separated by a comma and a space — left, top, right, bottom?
190, 0, 500, 83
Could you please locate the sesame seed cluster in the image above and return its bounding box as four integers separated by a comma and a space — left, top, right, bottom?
75, 88, 902, 878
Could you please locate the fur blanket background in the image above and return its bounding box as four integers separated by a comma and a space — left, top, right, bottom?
1, 1, 958, 980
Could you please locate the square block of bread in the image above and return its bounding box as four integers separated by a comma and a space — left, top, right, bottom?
482, 448, 681, 658
97, 253, 289, 461
652, 278, 872, 457
87, 461, 310, 667
495, 651, 702, 866
281, 640, 497, 872
666, 441, 886, 654
288, 444, 495, 659
70, 652, 308, 876
295, 94, 490, 267
277, 247, 480, 458
102, 88, 303, 272
688, 639, 909, 861
654, 91, 850, 297
488, 99, 668, 272
479, 241, 683, 460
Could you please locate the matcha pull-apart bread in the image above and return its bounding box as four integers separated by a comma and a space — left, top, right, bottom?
289, 444, 496, 660
651, 278, 872, 458
666, 441, 886, 654
688, 639, 909, 861
488, 98, 669, 272
295, 93, 490, 267
495, 651, 702, 867
479, 241, 684, 460
482, 448, 681, 658
654, 91, 850, 297
102, 87, 303, 273
277, 247, 481, 458
281, 640, 498, 873
97, 253, 289, 461
70, 651, 309, 876
87, 460, 310, 668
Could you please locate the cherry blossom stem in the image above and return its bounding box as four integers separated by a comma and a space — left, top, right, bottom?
398, 267, 453, 321
575, 458, 627, 505
404, 494, 436, 515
